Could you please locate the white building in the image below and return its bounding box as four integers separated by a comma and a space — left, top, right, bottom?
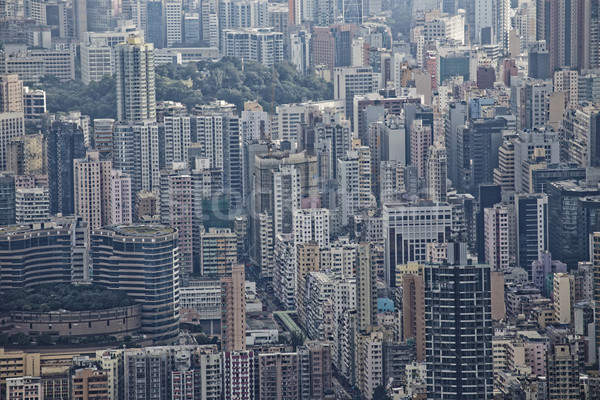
422, 13, 465, 44
333, 66, 375, 130
383, 201, 453, 287
81, 38, 112, 84
163, 115, 191, 168
273, 165, 301, 237
15, 187, 49, 223
240, 107, 270, 142
223, 28, 283, 67
426, 143, 447, 202
293, 208, 330, 248
484, 204, 510, 271
164, 0, 183, 47
110, 169, 132, 225
290, 30, 312, 74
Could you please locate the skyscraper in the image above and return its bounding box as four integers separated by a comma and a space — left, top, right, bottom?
115, 36, 156, 122
92, 224, 180, 343
47, 121, 86, 216
516, 193, 548, 272
356, 243, 376, 331
73, 151, 113, 229
220, 264, 246, 352
425, 262, 493, 400
484, 204, 510, 271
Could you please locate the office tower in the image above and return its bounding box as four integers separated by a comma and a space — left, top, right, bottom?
223, 28, 284, 67
484, 204, 510, 271
519, 79, 552, 130
145, 1, 164, 47
93, 118, 115, 158
337, 146, 375, 226
314, 112, 352, 180
92, 224, 180, 343
445, 101, 467, 187
192, 111, 241, 209
113, 121, 160, 196
356, 243, 376, 331
293, 208, 330, 248
220, 265, 246, 352
562, 104, 600, 167
291, 30, 312, 74
493, 139, 515, 191
47, 121, 86, 216
0, 73, 23, 112
342, 0, 363, 24
409, 119, 432, 180
516, 193, 548, 271
164, 0, 183, 47
383, 201, 453, 287
81, 39, 112, 84
459, 117, 508, 192
0, 217, 90, 290
476, 184, 502, 262
548, 0, 585, 72
15, 187, 49, 223
0, 173, 15, 226
425, 143, 446, 202
73, 151, 112, 229
436, 47, 470, 86
333, 67, 374, 130
422, 14, 465, 44
200, 228, 237, 275
528, 40, 550, 79
554, 68, 579, 107
273, 165, 300, 237
222, 350, 255, 400
160, 168, 194, 273
546, 339, 582, 399
512, 129, 561, 191
115, 36, 156, 122
425, 262, 493, 400
593, 233, 600, 364
6, 376, 43, 399
183, 12, 201, 44
71, 368, 109, 400
548, 181, 600, 268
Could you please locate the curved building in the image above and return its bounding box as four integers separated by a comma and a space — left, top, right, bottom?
0, 217, 90, 291
91, 224, 180, 344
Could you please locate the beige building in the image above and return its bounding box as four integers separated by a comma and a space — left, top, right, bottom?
258, 352, 299, 399
74, 151, 113, 229
71, 368, 109, 399
553, 273, 574, 325
0, 74, 23, 112
6, 376, 43, 400
220, 264, 246, 352
356, 330, 384, 399
296, 242, 320, 326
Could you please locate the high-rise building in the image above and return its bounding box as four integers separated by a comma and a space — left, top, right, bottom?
258, 352, 300, 399
548, 180, 600, 268
484, 204, 510, 271
562, 104, 600, 168
516, 193, 548, 271
409, 119, 432, 180
0, 173, 15, 226
93, 118, 115, 158
383, 201, 453, 287
115, 36, 156, 122
200, 228, 237, 276
293, 208, 330, 248
356, 243, 376, 331
337, 146, 375, 226
71, 368, 109, 400
223, 28, 284, 67
425, 142, 446, 202
546, 338, 582, 399
273, 165, 300, 237
444, 101, 467, 187
222, 350, 255, 400
220, 264, 246, 352
110, 170, 132, 225
400, 269, 425, 361
47, 121, 86, 216
113, 121, 160, 196
0, 73, 23, 112
0, 217, 91, 290
15, 187, 49, 223
333, 66, 374, 130
291, 30, 312, 74
92, 224, 180, 343
161, 115, 191, 168
164, 0, 183, 47
6, 376, 43, 400
74, 151, 113, 229
80, 39, 112, 84
519, 79, 552, 130
425, 262, 493, 400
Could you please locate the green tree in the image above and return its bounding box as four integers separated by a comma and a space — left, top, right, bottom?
371, 385, 391, 400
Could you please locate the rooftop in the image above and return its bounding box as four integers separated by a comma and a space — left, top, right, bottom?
108, 224, 175, 237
